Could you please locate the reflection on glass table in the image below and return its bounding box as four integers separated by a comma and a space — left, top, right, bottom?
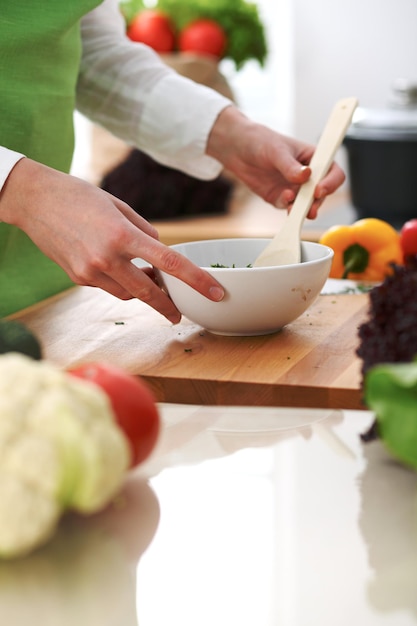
0, 405, 416, 626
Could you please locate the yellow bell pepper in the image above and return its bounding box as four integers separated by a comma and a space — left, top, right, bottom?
319, 218, 403, 281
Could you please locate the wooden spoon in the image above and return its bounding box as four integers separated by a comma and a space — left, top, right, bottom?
253, 97, 358, 267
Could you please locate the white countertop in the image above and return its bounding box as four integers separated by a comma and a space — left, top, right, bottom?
1, 404, 416, 625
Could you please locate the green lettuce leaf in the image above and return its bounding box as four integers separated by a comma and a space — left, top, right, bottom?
364, 358, 417, 469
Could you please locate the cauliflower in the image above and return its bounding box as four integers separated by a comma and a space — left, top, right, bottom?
0, 353, 130, 558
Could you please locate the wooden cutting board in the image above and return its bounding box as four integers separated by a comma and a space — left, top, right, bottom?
12, 285, 370, 410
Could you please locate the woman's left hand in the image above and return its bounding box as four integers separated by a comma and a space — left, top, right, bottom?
206, 106, 346, 219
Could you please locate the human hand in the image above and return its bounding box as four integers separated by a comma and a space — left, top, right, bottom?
206, 106, 346, 219
0, 159, 225, 322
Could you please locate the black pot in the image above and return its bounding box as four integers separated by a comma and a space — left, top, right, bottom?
343, 81, 417, 228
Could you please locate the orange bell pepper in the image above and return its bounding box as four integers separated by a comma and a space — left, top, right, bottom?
319, 218, 403, 281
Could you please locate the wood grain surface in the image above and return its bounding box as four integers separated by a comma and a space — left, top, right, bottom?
12, 285, 370, 410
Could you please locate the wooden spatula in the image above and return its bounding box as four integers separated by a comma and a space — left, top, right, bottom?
253, 97, 358, 268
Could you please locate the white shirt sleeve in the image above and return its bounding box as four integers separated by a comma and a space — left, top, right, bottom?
76, 0, 233, 179
0, 147, 25, 191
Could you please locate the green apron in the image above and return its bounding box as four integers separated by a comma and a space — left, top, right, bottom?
0, 1, 101, 316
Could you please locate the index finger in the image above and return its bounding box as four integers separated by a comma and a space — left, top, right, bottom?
132, 238, 225, 303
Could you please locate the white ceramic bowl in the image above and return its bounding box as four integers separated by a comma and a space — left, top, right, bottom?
145, 238, 334, 336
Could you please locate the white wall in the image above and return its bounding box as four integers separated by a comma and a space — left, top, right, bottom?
226, 0, 417, 145
293, 0, 417, 143
221, 0, 294, 133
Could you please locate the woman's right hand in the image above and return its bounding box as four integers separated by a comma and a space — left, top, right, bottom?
0, 158, 225, 323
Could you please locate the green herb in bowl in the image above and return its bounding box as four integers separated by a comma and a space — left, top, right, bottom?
210, 263, 253, 268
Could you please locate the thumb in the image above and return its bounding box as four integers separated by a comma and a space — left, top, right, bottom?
284, 163, 311, 184
273, 164, 311, 209
272, 137, 314, 183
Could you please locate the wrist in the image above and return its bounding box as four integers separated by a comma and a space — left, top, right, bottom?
206, 105, 253, 165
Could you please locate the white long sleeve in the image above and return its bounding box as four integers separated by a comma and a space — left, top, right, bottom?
76, 0, 233, 179
0, 147, 25, 191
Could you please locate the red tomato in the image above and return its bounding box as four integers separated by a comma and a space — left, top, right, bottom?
69, 363, 160, 468
127, 9, 175, 53
179, 19, 227, 59
400, 218, 417, 259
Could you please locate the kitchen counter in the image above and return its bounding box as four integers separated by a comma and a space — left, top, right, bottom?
1, 404, 416, 626
13, 280, 369, 410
